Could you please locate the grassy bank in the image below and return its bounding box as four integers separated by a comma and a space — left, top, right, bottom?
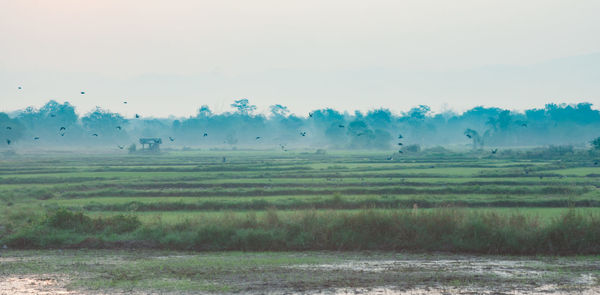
3, 208, 600, 255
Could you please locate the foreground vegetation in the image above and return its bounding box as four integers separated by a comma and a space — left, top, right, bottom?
1, 149, 600, 254
2, 207, 600, 255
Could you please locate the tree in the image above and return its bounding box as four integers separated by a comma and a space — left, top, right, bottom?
497, 110, 512, 131
269, 104, 289, 117
407, 105, 431, 120
231, 99, 257, 115
365, 109, 392, 130
0, 112, 24, 145
464, 128, 484, 150
485, 117, 498, 131
82, 107, 127, 136
591, 137, 600, 150
197, 105, 212, 117
347, 120, 373, 149
18, 101, 80, 138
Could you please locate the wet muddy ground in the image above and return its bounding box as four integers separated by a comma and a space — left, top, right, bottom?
0, 251, 598, 294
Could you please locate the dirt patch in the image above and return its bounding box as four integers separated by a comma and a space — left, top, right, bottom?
2, 251, 599, 294
282, 256, 599, 295
307, 285, 600, 295
0, 275, 74, 295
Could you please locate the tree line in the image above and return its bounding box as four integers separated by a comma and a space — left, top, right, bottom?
1, 99, 600, 150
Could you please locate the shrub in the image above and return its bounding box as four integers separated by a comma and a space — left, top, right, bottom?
102, 214, 141, 234
404, 144, 421, 153
47, 208, 93, 231
45, 209, 141, 234
4, 208, 600, 254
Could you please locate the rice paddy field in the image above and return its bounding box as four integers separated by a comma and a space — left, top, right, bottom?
2, 150, 600, 214
1, 149, 600, 294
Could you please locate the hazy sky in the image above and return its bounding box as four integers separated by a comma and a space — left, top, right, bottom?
1, 0, 600, 117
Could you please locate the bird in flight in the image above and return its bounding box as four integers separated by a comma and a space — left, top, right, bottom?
203, 133, 208, 137
116, 126, 122, 130
17, 86, 22, 90
521, 123, 527, 127
397, 143, 403, 146
59, 127, 66, 131
255, 136, 261, 140
50, 114, 56, 117
34, 137, 40, 140
491, 149, 498, 154
123, 101, 127, 104
92, 133, 99, 137
80, 91, 85, 95
169, 137, 175, 141
466, 134, 472, 139
6, 139, 11, 145
398, 150, 403, 154
5, 126, 11, 130
300, 132, 307, 136
135, 114, 140, 118
309, 112, 314, 118
386, 156, 393, 161
338, 124, 345, 128
398, 134, 403, 139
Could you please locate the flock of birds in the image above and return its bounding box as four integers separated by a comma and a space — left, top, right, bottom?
385, 134, 405, 160
5, 92, 145, 148
4, 86, 573, 160
3, 91, 386, 153
4, 107, 408, 157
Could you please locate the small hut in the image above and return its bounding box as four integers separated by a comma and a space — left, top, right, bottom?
139, 138, 162, 152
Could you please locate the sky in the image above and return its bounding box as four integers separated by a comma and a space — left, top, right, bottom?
1, 0, 600, 117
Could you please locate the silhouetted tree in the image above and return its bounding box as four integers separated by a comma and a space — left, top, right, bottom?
0, 113, 24, 146
5, 100, 600, 149
591, 137, 600, 150
270, 104, 290, 117
464, 128, 484, 149
231, 99, 257, 115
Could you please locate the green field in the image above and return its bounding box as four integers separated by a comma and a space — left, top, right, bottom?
2, 150, 599, 213
2, 150, 600, 293
1, 150, 600, 253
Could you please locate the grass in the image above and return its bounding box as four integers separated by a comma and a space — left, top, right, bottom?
3, 207, 600, 254
84, 207, 600, 224
1, 150, 600, 254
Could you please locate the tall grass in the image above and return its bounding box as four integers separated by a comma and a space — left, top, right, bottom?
3, 208, 600, 254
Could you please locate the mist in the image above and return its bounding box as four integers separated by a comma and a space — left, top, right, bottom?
1, 99, 599, 152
